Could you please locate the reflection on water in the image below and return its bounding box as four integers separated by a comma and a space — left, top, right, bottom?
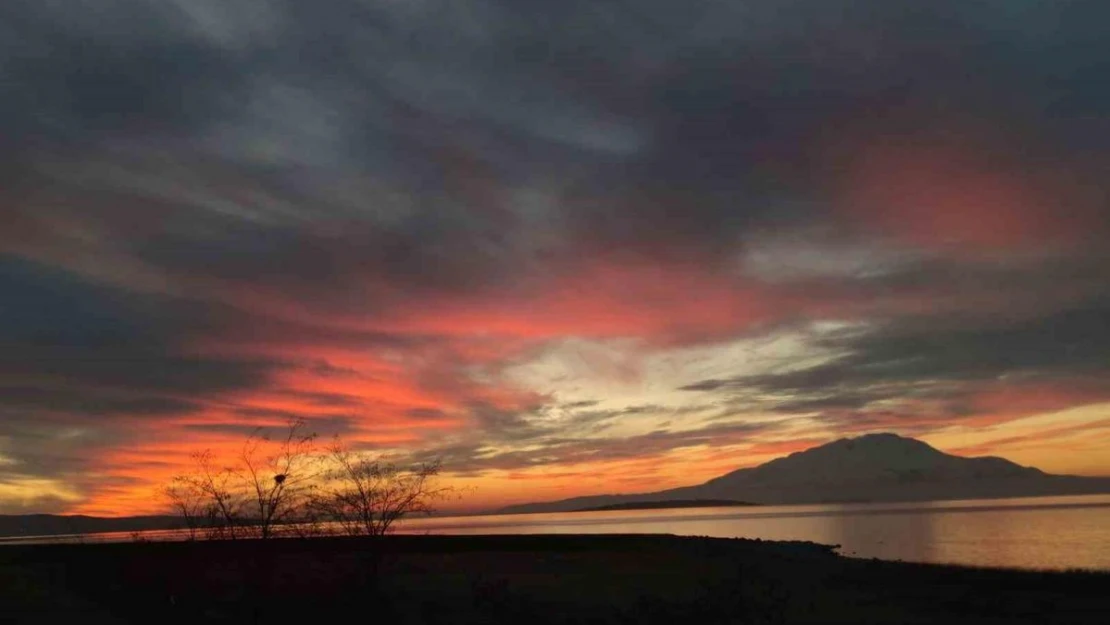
822, 505, 937, 563
397, 494, 1110, 571
4, 495, 1109, 571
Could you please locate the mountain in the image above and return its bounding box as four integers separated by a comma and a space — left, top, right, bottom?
574, 499, 759, 512
0, 514, 185, 540
497, 433, 1110, 514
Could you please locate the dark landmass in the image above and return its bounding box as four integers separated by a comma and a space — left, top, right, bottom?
0, 514, 185, 539
575, 499, 758, 512
499, 433, 1110, 514
1, 534, 1106, 624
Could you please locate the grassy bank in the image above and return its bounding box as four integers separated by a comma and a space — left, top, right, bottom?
1, 534, 1105, 624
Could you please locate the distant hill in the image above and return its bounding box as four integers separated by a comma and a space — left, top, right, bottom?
0, 514, 186, 539
575, 499, 759, 512
498, 433, 1110, 514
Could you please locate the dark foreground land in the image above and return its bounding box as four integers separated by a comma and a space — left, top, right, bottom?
1, 535, 1106, 625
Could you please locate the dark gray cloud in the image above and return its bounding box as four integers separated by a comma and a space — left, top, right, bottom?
411, 419, 778, 476
0, 254, 289, 484
0, 253, 406, 484
681, 297, 1110, 430
0, 387, 197, 419
783, 299, 1110, 389
5, 1, 1107, 254
0, 1, 251, 150
0, 254, 160, 349
0, 255, 281, 401
405, 400, 737, 475
2, 0, 1110, 508
2, 0, 1107, 301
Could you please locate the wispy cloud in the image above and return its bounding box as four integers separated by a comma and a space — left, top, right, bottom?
1, 0, 1109, 513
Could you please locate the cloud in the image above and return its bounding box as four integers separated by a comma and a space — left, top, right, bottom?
0, 474, 82, 514
409, 412, 780, 476
1, 1, 1109, 512
680, 298, 1110, 435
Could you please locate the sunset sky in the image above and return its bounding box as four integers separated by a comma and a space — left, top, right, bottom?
2, 1, 1109, 516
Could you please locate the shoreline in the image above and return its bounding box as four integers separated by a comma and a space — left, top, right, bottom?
5, 532, 1107, 573
2, 534, 1106, 624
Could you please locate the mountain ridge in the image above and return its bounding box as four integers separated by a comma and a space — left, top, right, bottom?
4, 434, 1107, 536
0, 514, 186, 539
496, 433, 1110, 515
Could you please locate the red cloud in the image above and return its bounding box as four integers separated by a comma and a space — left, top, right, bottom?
828, 124, 1104, 252
371, 257, 791, 346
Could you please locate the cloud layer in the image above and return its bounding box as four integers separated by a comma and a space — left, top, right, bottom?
2, 0, 1109, 513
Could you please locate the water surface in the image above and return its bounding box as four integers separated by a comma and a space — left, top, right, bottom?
400, 494, 1110, 571
5, 495, 1108, 571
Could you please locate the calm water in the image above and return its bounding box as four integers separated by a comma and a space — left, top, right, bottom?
6, 494, 1109, 571
397, 494, 1110, 571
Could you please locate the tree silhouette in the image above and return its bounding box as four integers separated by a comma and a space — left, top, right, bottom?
240, 418, 318, 540
165, 421, 450, 540
313, 438, 449, 537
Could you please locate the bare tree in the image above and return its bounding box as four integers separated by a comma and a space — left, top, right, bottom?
163, 475, 208, 540
240, 418, 319, 540
165, 419, 320, 540
187, 448, 246, 540
166, 423, 452, 542
316, 439, 450, 537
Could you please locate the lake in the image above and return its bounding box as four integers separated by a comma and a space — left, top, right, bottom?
398, 494, 1110, 571
6, 494, 1109, 571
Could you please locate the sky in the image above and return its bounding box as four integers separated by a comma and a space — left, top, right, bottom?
1, 1, 1109, 516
